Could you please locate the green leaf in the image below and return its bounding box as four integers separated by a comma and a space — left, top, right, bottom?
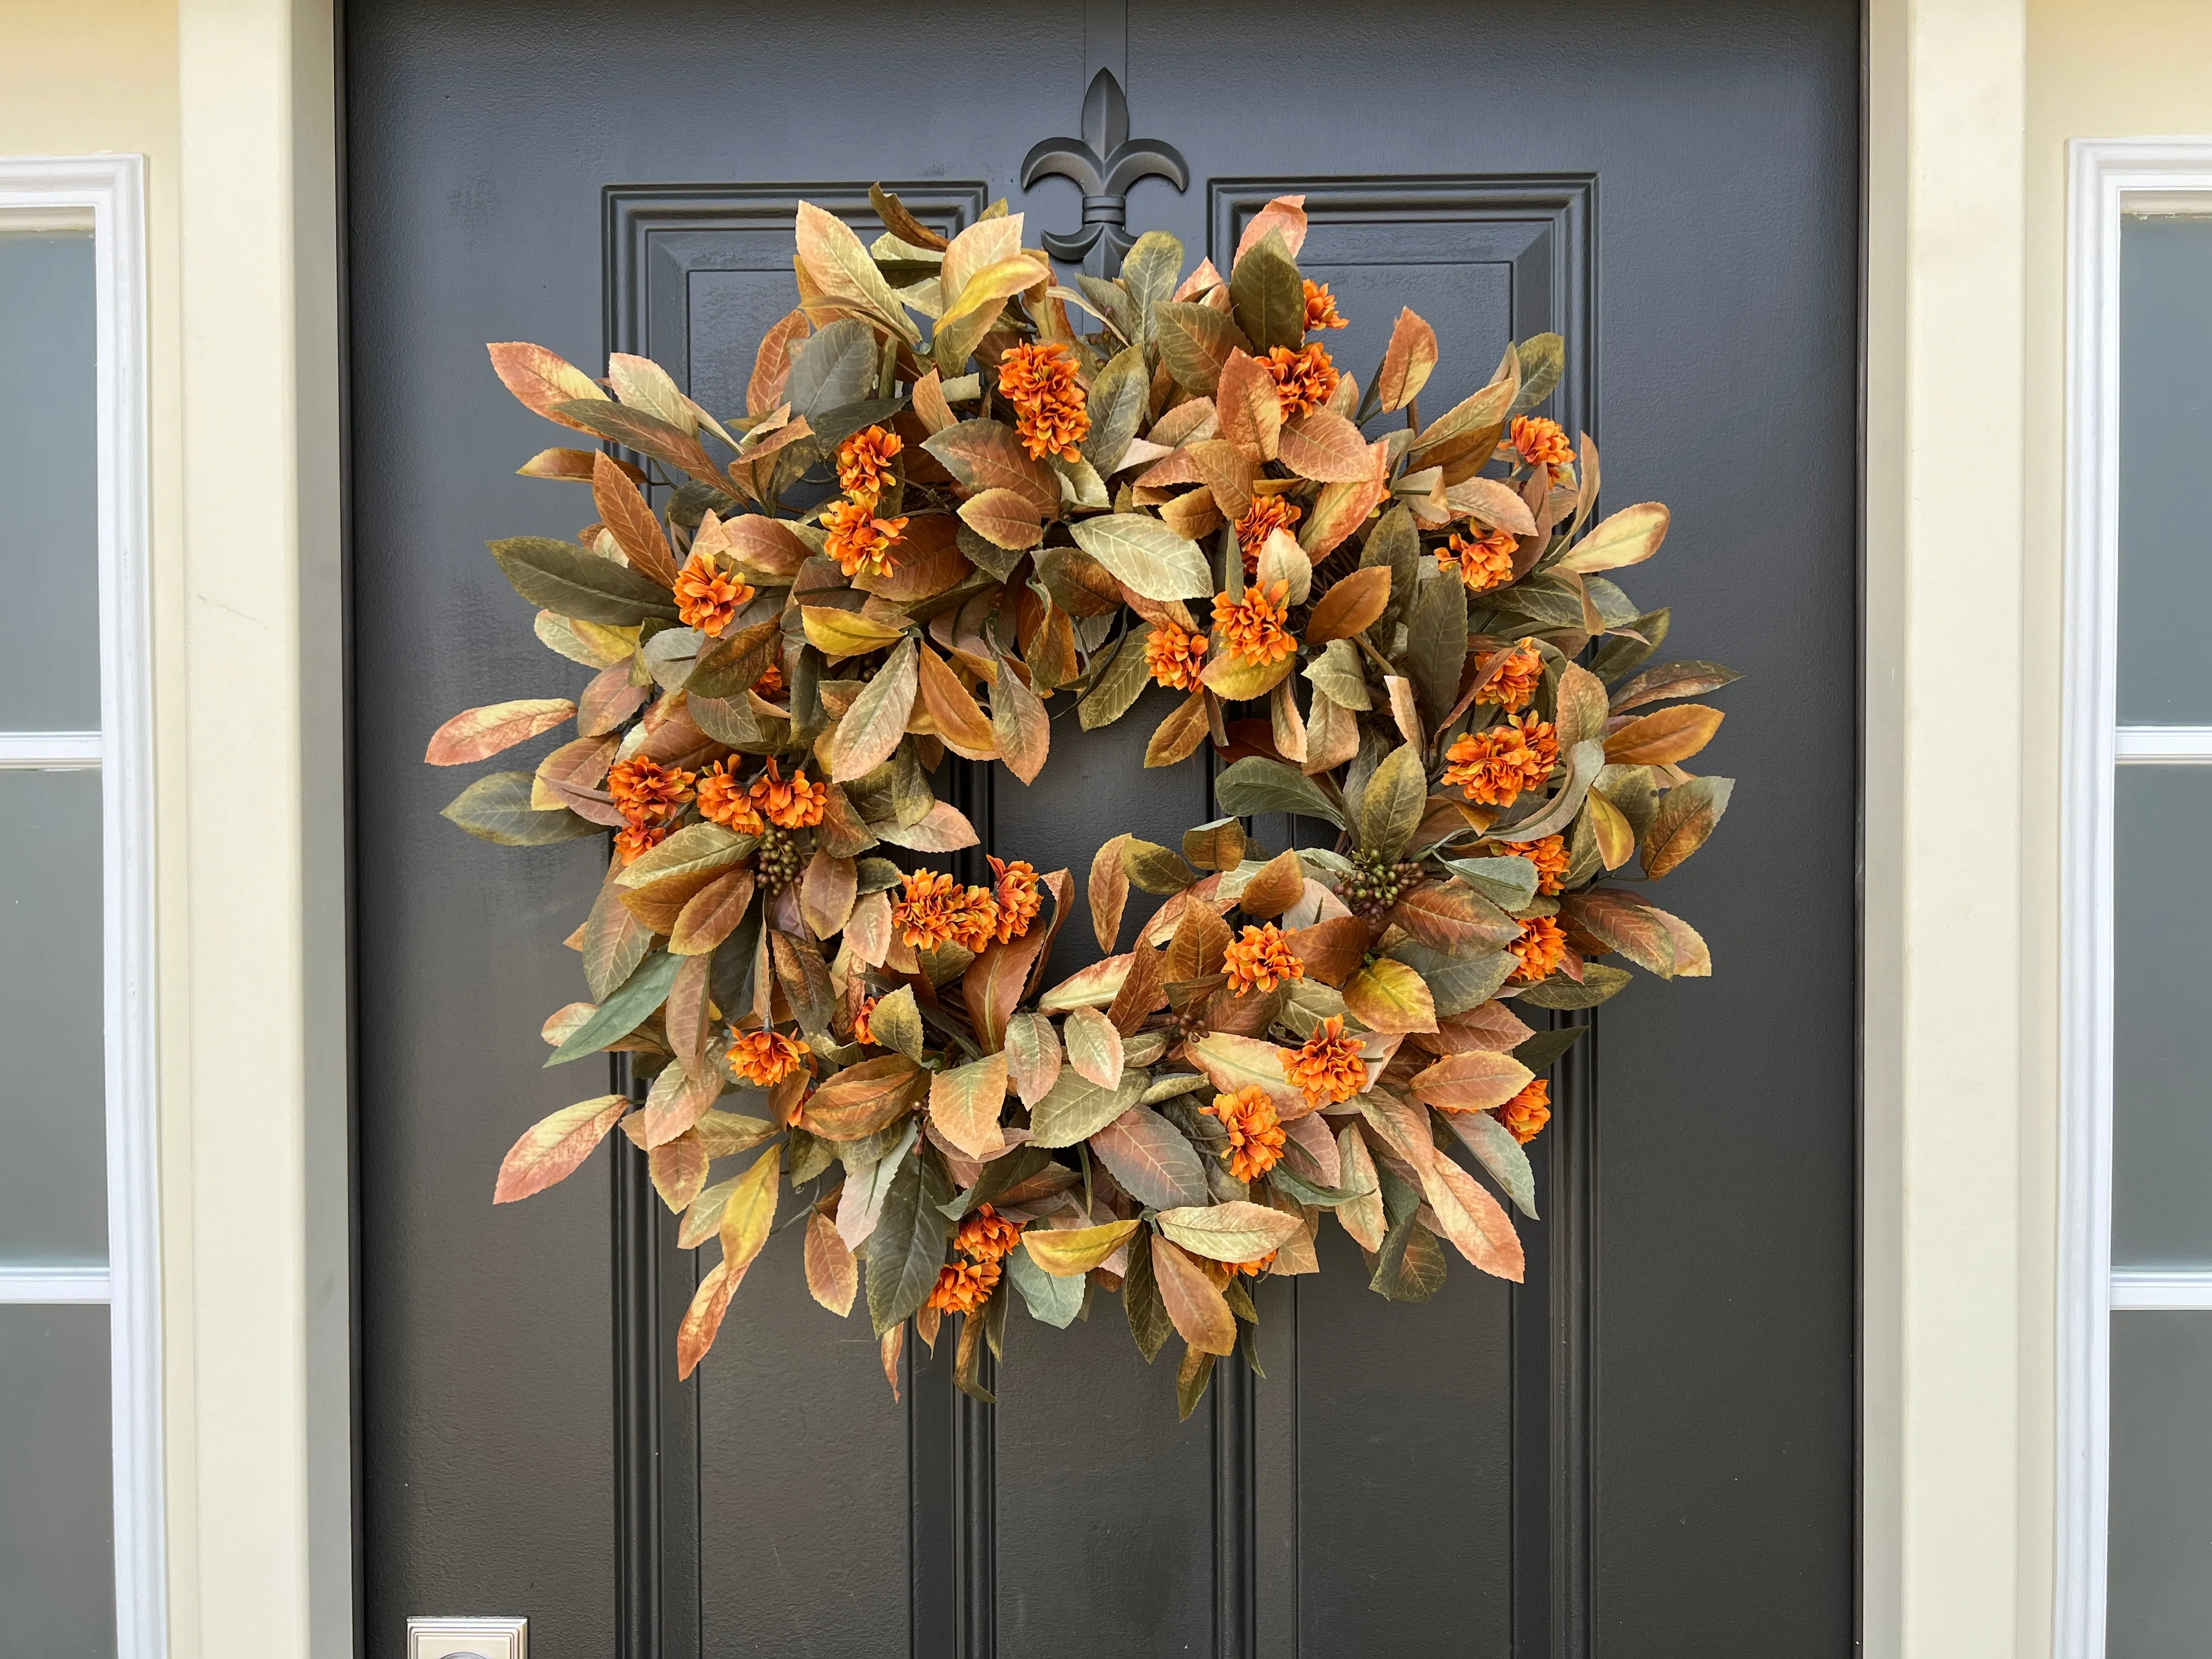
1119, 231, 1184, 348
1441, 1107, 1539, 1220
1028, 1066, 1151, 1149
1005, 1243, 1084, 1328
685, 618, 782, 700
1120, 837, 1197, 895
1389, 943, 1516, 1018
1516, 962, 1633, 1009
545, 950, 684, 1066
1508, 332, 1565, 417
617, 821, 754, 888
1357, 742, 1427, 861
1509, 1025, 1588, 1072
865, 1147, 952, 1336
1403, 569, 1469, 727
1443, 854, 1538, 911
940, 1144, 1051, 1221
1077, 625, 1155, 731
1229, 232, 1304, 351
1068, 514, 1213, 602
1122, 1226, 1175, 1362
1212, 757, 1346, 829
1154, 1199, 1302, 1262
1269, 1166, 1372, 1208
1091, 1104, 1209, 1210
785, 318, 878, 419
1155, 300, 1250, 394
441, 771, 599, 846
1303, 639, 1373, 710
489, 537, 681, 625
868, 984, 925, 1060
1491, 738, 1605, 845
827, 637, 918, 782
1081, 346, 1150, 473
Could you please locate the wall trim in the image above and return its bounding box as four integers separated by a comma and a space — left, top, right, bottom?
0, 150, 163, 1659
2057, 133, 2212, 1659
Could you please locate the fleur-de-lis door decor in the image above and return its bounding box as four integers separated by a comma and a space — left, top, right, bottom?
1020, 66, 1189, 276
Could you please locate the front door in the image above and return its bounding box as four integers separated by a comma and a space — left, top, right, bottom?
346, 3, 1860, 1653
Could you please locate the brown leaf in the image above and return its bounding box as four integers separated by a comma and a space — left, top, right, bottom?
747, 310, 811, 416
911, 367, 956, 434
879, 1323, 904, 1398
493, 1094, 629, 1203
670, 867, 755, 956
929, 1051, 1009, 1159
1166, 901, 1234, 983
1106, 942, 1170, 1035
962, 927, 1052, 1053
1374, 308, 1440, 412
1387, 884, 1520, 954
1304, 566, 1391, 645
1563, 888, 1679, 979
916, 642, 998, 760
800, 851, 857, 939
1151, 1235, 1236, 1356
1281, 916, 1369, 986
1144, 687, 1212, 768
922, 419, 1059, 516
1341, 958, 1438, 1034
487, 341, 607, 430
1093, 1107, 1210, 1210
1410, 1049, 1533, 1112
591, 450, 681, 586
426, 698, 576, 765
1188, 438, 1260, 518
1277, 409, 1373, 482
1237, 849, 1306, 920
804, 1054, 926, 1139
991, 651, 1050, 784
1603, 704, 1725, 766
715, 515, 812, 580
827, 637, 919, 782
1233, 194, 1308, 263
1640, 775, 1734, 879
578, 663, 648, 737
959, 487, 1046, 551
805, 1212, 858, 1316
1064, 1005, 1126, 1090
1090, 833, 1132, 953
676, 1256, 744, 1379
1214, 350, 1283, 460
648, 1130, 709, 1213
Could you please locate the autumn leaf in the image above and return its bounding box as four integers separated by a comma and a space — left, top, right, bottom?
493, 1094, 629, 1203
1155, 1200, 1303, 1262
1304, 566, 1391, 645
1342, 958, 1438, 1034
1373, 308, 1438, 412
1151, 1235, 1236, 1356
487, 341, 606, 430
1603, 703, 1725, 766
805, 1212, 857, 1316
1022, 1217, 1141, 1277
929, 1051, 1009, 1159
1064, 1005, 1126, 1091
426, 698, 575, 766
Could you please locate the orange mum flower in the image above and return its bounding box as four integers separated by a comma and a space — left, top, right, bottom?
822, 496, 907, 579
747, 758, 827, 830
672, 552, 753, 638
1478, 832, 1569, 896
1510, 414, 1574, 479
1494, 1078, 1552, 1144
730, 1028, 810, 1087
1235, 1249, 1280, 1277
614, 821, 672, 865
946, 884, 1001, 953
987, 856, 1041, 944
892, 869, 963, 950
608, 757, 695, 824
1438, 526, 1517, 592
753, 660, 786, 699
1145, 619, 1209, 691
834, 425, 902, 507
954, 1204, 1022, 1264
851, 995, 878, 1047
1264, 343, 1340, 417
1223, 923, 1305, 996
1475, 639, 1544, 712
927, 1256, 1001, 1316
1283, 1014, 1366, 1107
695, 760, 765, 834
1203, 1085, 1288, 1183
1301, 279, 1346, 332
1508, 915, 1567, 983
1212, 580, 1296, 667
997, 340, 1090, 463
1442, 713, 1559, 808
1233, 495, 1304, 574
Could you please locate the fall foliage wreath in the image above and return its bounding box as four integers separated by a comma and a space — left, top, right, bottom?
432, 188, 1738, 1414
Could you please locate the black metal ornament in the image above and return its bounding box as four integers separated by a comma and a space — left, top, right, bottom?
1020, 67, 1189, 276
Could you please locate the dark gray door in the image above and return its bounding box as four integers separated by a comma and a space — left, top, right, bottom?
346, 3, 1859, 1654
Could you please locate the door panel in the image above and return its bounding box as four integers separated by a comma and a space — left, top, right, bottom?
348, 2, 1858, 1654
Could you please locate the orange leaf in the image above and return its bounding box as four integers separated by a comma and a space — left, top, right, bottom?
804, 1056, 926, 1140
518, 447, 644, 484
676, 1255, 746, 1378
929, 1051, 1009, 1159
1233, 194, 1308, 264
963, 928, 1052, 1053
916, 642, 996, 760
670, 868, 755, 956
1090, 833, 1131, 953
1214, 350, 1283, 460
1374, 308, 1439, 413
1602, 703, 1725, 765
487, 341, 607, 430
1304, 566, 1391, 645
591, 450, 680, 587
493, 1094, 629, 1203
1236, 849, 1306, 920
1152, 1235, 1237, 1356
959, 487, 1045, 551
426, 698, 576, 766
1281, 916, 1369, 986
1144, 688, 1212, 768
805, 1212, 858, 1316
1105, 943, 1170, 1036
1410, 1049, 1533, 1113
990, 652, 1050, 784
1277, 409, 1374, 482
746, 309, 811, 416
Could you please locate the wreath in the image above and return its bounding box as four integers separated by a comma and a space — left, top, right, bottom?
430, 187, 1738, 1413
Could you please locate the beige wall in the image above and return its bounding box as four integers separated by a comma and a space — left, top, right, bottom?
2022, 2, 2212, 1655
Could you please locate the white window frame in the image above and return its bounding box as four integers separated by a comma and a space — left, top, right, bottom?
0, 155, 162, 1657
2059, 136, 2212, 1659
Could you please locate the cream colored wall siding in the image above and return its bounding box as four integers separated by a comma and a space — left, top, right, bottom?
2028, 7, 2212, 1659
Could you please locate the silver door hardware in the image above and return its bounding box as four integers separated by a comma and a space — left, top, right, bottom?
405, 1615, 527, 1659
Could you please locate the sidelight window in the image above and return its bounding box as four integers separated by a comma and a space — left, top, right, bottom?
0, 159, 160, 1659
2062, 142, 2212, 1659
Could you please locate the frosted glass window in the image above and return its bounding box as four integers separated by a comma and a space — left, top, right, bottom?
0, 230, 100, 732
0, 1305, 116, 1658
2109, 1312, 2212, 1657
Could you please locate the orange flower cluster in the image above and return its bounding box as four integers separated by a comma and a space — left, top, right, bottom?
987, 856, 1042, 945
1145, 619, 1209, 691
695, 759, 765, 834
1508, 915, 1567, 983
823, 496, 907, 580
1212, 580, 1296, 667
749, 758, 827, 830
1223, 923, 1305, 996
929, 1202, 1021, 1316
1494, 1078, 1552, 1144
1437, 525, 1517, 592
1234, 1250, 1279, 1278
835, 425, 902, 509
1301, 278, 1346, 332
1442, 713, 1559, 807
730, 1028, 809, 1087
1282, 1014, 1366, 1107
1233, 495, 1302, 573
1475, 639, 1544, 712
1478, 831, 1570, 895
851, 995, 879, 1047
891, 870, 1000, 953
608, 757, 695, 864
1203, 1085, 1287, 1183
1510, 414, 1574, 479
753, 660, 786, 699
1264, 342, 1340, 417
672, 551, 753, 637
997, 340, 1090, 462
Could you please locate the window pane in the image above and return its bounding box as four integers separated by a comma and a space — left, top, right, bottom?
2112, 767, 2212, 1266
0, 1305, 115, 1658
2109, 1311, 2212, 1657
0, 770, 105, 1265
0, 230, 99, 732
